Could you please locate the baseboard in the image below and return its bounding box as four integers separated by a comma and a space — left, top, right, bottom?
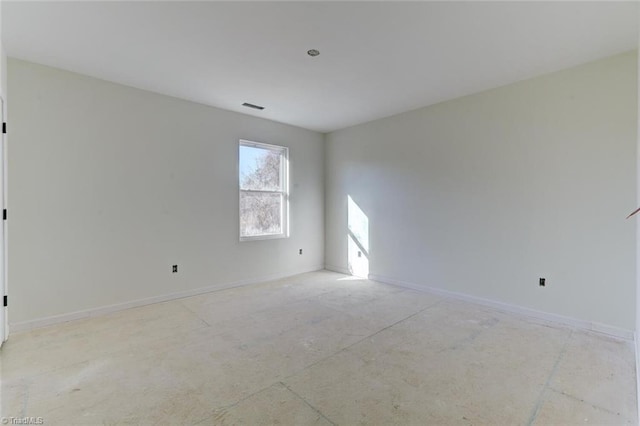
324, 264, 352, 275
369, 273, 634, 341
10, 265, 325, 333
636, 332, 640, 421
11, 267, 634, 342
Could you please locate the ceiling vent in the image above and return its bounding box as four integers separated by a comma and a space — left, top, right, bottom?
242, 102, 265, 110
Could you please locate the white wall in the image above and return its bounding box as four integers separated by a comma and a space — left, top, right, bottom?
0, 0, 5, 99
326, 51, 637, 332
7, 59, 324, 325
0, 0, 7, 343
636, 12, 640, 415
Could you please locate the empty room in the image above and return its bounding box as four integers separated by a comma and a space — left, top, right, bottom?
0, 1, 638, 425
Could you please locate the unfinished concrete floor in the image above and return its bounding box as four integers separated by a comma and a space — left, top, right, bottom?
0, 271, 636, 425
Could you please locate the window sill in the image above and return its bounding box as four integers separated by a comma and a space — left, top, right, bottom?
240, 233, 289, 242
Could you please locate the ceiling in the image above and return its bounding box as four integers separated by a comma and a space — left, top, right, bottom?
3, 1, 638, 133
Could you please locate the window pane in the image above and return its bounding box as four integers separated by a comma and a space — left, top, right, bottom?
240, 192, 282, 237
239, 145, 282, 191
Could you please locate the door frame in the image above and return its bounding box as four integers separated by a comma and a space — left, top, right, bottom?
0, 95, 6, 345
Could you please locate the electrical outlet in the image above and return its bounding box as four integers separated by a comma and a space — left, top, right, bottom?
358, 251, 362, 258
299, 249, 303, 255
539, 277, 545, 287
172, 265, 178, 273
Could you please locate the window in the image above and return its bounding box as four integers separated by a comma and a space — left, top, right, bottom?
239, 140, 289, 240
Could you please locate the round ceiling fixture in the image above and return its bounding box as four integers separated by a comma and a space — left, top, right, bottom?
307, 49, 320, 57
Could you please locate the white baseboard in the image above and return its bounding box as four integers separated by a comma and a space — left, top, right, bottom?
369, 273, 634, 341
636, 333, 640, 421
324, 264, 352, 275
11, 267, 634, 342
10, 265, 325, 333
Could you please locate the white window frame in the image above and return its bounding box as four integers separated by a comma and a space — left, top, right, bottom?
239, 139, 289, 241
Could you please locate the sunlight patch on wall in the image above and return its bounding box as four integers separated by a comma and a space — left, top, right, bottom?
348, 195, 369, 278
